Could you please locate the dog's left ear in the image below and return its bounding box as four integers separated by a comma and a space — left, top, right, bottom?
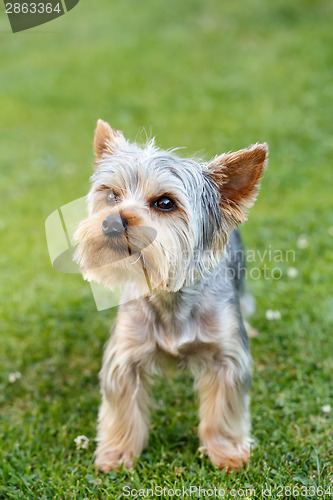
208, 143, 268, 225
94, 119, 125, 159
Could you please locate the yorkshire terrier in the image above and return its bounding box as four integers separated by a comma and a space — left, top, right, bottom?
74, 120, 268, 472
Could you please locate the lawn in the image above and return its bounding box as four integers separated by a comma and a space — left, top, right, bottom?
1, 0, 333, 498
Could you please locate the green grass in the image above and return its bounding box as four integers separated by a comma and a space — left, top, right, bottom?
1, 0, 333, 497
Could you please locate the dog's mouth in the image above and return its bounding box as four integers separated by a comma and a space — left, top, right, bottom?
105, 232, 133, 255
77, 226, 157, 270
105, 225, 156, 254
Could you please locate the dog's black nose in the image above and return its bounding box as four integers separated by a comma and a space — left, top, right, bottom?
102, 215, 128, 237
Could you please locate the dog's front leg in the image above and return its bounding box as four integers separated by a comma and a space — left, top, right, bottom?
196, 338, 252, 471
95, 313, 154, 472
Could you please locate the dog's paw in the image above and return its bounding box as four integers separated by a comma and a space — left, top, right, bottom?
95, 443, 135, 472
204, 440, 251, 471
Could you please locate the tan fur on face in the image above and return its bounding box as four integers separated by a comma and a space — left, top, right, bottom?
74, 203, 192, 292
74, 174, 194, 292
74, 208, 165, 290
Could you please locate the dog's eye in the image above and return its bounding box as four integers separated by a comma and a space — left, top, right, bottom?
153, 196, 175, 211
106, 189, 117, 205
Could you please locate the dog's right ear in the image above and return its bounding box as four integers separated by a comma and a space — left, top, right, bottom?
94, 119, 125, 159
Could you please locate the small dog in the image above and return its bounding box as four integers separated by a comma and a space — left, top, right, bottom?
74, 120, 268, 472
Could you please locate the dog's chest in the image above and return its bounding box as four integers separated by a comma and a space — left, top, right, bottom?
146, 289, 221, 358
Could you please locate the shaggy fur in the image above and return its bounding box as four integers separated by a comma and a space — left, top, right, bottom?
74, 119, 268, 472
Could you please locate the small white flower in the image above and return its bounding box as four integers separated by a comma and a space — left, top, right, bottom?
265, 309, 281, 320
322, 405, 331, 414
297, 234, 309, 249
74, 435, 90, 450
198, 445, 206, 458
8, 372, 22, 383
287, 267, 298, 278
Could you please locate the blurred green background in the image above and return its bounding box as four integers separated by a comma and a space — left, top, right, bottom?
1, 0, 332, 497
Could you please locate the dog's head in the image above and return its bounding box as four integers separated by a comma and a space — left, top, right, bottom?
74, 120, 267, 292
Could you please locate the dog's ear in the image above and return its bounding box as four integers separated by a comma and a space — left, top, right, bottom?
208, 143, 268, 225
94, 119, 125, 158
